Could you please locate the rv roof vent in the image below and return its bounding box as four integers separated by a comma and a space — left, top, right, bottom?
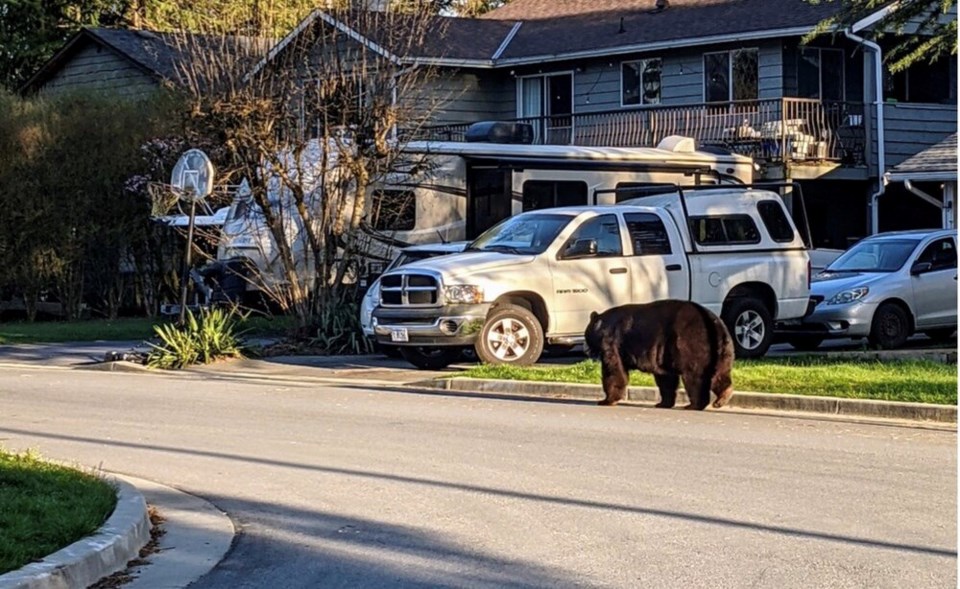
465, 121, 535, 144
657, 135, 696, 153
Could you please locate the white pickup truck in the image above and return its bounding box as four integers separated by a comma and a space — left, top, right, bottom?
372, 187, 811, 369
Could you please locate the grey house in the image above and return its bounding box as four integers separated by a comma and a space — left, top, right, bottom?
272, 0, 956, 249
21, 27, 267, 99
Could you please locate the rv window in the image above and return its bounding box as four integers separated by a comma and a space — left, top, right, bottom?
624, 213, 672, 255
522, 180, 588, 211
757, 201, 795, 242
370, 189, 416, 231
614, 182, 678, 202
689, 215, 761, 245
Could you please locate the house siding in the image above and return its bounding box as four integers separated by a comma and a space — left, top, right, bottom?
415, 70, 514, 125
870, 104, 959, 172
508, 40, 786, 115
40, 41, 158, 98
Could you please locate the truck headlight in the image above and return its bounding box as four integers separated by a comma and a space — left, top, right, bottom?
826, 287, 869, 305
444, 285, 484, 304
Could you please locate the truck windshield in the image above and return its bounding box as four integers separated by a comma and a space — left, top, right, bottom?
468, 213, 573, 255
826, 238, 919, 273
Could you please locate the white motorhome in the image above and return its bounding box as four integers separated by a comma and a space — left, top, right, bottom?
210, 129, 754, 299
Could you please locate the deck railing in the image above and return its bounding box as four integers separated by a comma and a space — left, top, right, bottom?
416, 98, 867, 167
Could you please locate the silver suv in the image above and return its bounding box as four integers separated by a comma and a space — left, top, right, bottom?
782, 229, 957, 349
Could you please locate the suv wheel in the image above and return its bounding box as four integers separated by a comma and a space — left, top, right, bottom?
399, 346, 462, 370
869, 303, 910, 349
722, 297, 773, 359
476, 304, 544, 366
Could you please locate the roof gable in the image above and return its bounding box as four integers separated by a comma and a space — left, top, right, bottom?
21, 28, 269, 94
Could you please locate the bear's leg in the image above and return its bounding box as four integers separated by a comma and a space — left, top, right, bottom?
653, 373, 679, 408
712, 372, 734, 408
599, 355, 628, 406
681, 373, 712, 410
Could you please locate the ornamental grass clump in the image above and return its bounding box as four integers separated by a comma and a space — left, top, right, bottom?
147, 307, 246, 369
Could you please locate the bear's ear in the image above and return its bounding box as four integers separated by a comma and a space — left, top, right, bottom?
590, 311, 598, 322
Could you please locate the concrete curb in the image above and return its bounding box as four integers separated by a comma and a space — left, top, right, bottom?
0, 477, 150, 589
421, 378, 958, 424
116, 475, 235, 589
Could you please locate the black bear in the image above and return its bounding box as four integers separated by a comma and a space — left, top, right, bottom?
584, 300, 734, 410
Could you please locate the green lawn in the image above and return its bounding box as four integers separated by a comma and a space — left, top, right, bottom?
0, 449, 117, 574
0, 314, 296, 345
460, 357, 958, 405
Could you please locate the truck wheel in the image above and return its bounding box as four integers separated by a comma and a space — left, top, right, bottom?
868, 303, 910, 349
722, 297, 773, 359
476, 304, 544, 366
399, 346, 462, 370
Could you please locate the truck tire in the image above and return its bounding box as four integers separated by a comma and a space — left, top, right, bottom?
399, 346, 462, 370
722, 297, 773, 359
476, 304, 544, 366
868, 303, 910, 349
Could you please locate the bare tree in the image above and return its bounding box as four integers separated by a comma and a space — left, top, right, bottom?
172, 4, 446, 336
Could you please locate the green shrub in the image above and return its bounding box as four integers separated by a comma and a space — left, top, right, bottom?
311, 299, 373, 356
147, 306, 246, 369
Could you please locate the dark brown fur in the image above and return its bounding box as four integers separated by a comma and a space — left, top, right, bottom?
584, 300, 734, 410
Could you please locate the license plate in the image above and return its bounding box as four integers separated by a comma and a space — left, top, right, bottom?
390, 328, 409, 343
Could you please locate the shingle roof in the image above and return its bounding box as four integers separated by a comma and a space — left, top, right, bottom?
888, 133, 958, 178
482, 0, 841, 61
22, 28, 269, 93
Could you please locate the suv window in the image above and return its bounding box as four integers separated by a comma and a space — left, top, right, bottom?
560, 214, 623, 258
757, 200, 795, 242
916, 237, 957, 271
522, 180, 588, 211
624, 212, 672, 255
689, 215, 760, 245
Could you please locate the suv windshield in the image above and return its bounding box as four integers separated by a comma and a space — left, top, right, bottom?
826, 238, 920, 272
468, 213, 573, 255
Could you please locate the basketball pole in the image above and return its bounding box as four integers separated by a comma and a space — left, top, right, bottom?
178, 194, 198, 325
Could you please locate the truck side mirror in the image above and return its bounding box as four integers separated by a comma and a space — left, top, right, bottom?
910, 261, 933, 275
564, 238, 597, 259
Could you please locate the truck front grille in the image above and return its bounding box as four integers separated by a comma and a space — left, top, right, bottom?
380, 273, 441, 307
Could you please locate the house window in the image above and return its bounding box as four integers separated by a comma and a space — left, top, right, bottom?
704, 49, 758, 102
622, 58, 662, 106
798, 48, 844, 101
522, 180, 588, 211
885, 58, 953, 104
370, 189, 416, 231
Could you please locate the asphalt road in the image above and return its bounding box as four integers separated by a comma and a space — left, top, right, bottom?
0, 365, 955, 588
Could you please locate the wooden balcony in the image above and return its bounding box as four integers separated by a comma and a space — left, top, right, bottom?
417, 98, 868, 170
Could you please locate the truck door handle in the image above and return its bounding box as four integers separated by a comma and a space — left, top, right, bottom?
609, 267, 627, 274
665, 264, 682, 271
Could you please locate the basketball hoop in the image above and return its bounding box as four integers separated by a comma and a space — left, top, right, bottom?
170, 149, 216, 324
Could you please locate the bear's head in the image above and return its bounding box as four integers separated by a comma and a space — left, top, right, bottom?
583, 310, 603, 360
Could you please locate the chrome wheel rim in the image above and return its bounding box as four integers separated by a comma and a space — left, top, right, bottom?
734, 310, 765, 350
486, 317, 531, 361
